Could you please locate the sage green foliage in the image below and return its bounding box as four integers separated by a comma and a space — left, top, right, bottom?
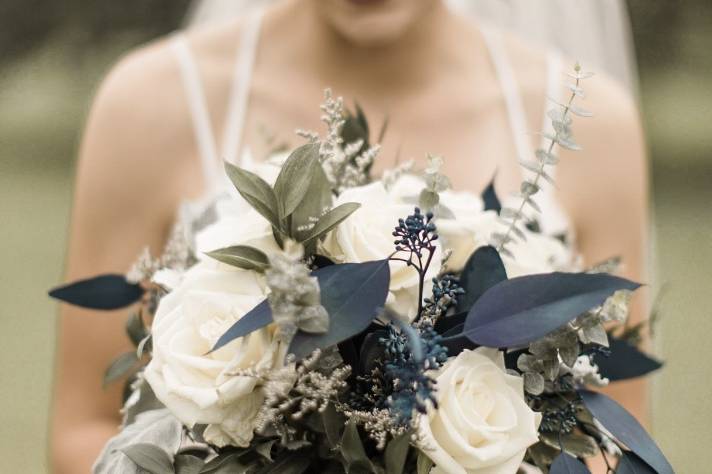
220, 143, 360, 264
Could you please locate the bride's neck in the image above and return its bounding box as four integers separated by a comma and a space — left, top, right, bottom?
272, 0, 464, 93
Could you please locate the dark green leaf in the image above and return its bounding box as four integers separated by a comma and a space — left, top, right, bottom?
200, 452, 248, 473
211, 300, 272, 353
289, 260, 390, 359
274, 143, 320, 219
323, 403, 346, 448
455, 246, 508, 313
481, 175, 502, 214
175, 454, 204, 474
385, 433, 411, 474
594, 336, 663, 382
463, 272, 640, 348
121, 443, 174, 474
300, 202, 361, 245
340, 422, 369, 467
550, 452, 590, 474
256, 440, 277, 461
541, 432, 598, 458
205, 245, 270, 272
579, 390, 673, 474
126, 312, 147, 347
225, 162, 280, 228
358, 330, 388, 375
254, 451, 311, 474
49, 274, 144, 310
104, 351, 139, 387
616, 451, 657, 474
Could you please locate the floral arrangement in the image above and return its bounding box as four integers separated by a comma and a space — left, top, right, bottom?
51, 67, 672, 474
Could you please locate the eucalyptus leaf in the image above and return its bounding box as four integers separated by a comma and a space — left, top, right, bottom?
455, 246, 508, 313
256, 440, 277, 461
616, 451, 657, 474
594, 337, 662, 382
274, 143, 320, 219
200, 452, 248, 473
550, 452, 590, 474
290, 161, 333, 247
340, 422, 370, 467
419, 189, 440, 211
385, 433, 411, 474
322, 403, 346, 449
463, 272, 640, 348
205, 245, 270, 272
254, 451, 311, 474
416, 452, 434, 474
211, 299, 272, 353
121, 443, 174, 474
225, 162, 280, 228
289, 260, 390, 359
213, 260, 390, 358
579, 390, 673, 474
126, 312, 146, 346
175, 454, 205, 474
300, 202, 361, 245
481, 175, 502, 214
541, 432, 598, 458
104, 351, 139, 387
49, 274, 144, 310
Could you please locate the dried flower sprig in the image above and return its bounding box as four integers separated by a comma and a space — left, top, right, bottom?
494, 63, 593, 256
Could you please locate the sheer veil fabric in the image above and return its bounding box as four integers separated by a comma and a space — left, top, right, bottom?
186, 0, 638, 93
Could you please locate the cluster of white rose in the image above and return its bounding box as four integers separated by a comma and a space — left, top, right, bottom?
143, 159, 578, 472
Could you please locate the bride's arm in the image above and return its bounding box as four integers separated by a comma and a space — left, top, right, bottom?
559, 75, 650, 423
50, 41, 197, 473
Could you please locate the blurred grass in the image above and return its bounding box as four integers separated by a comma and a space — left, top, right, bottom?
0, 3, 711, 473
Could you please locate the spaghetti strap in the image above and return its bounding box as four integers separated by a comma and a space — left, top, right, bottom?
221, 9, 264, 166
171, 35, 221, 189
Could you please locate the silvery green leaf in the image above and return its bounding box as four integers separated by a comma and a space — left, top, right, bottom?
500, 207, 523, 220
552, 134, 582, 151
121, 444, 174, 474
385, 433, 411, 474
560, 343, 580, 367
519, 159, 542, 175
300, 202, 361, 245
225, 162, 280, 228
126, 312, 146, 346
548, 108, 572, 125
174, 454, 204, 474
206, 245, 270, 272
568, 104, 594, 118
290, 160, 332, 247
543, 358, 559, 380
524, 371, 545, 395
580, 323, 609, 347
122, 376, 164, 426
566, 83, 586, 98
419, 188, 440, 210
517, 353, 533, 372
528, 442, 560, 473
567, 70, 595, 80
552, 120, 572, 136
536, 148, 559, 165
136, 335, 152, 359
104, 352, 138, 387
524, 196, 542, 214
200, 452, 249, 473
93, 409, 182, 474
542, 432, 599, 458
274, 143, 320, 219
520, 180, 540, 196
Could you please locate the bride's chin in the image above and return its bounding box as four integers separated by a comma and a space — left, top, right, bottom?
314, 0, 436, 47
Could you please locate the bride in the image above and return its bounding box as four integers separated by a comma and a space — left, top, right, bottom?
51, 0, 648, 472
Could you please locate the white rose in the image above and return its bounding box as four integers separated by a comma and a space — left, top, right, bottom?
144, 262, 284, 448
320, 181, 442, 320
418, 348, 541, 474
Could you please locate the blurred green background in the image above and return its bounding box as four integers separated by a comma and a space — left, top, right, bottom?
0, 2, 710, 472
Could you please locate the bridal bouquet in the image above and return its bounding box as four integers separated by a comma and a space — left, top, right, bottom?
51, 68, 672, 474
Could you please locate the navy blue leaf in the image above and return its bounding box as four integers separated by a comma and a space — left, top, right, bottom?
434, 311, 467, 334
594, 336, 663, 382
455, 246, 507, 313
464, 272, 640, 348
481, 176, 502, 214
290, 260, 390, 359
211, 260, 390, 357
550, 452, 591, 474
439, 323, 477, 355
616, 451, 657, 474
211, 300, 272, 353
49, 274, 144, 310
579, 390, 673, 474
